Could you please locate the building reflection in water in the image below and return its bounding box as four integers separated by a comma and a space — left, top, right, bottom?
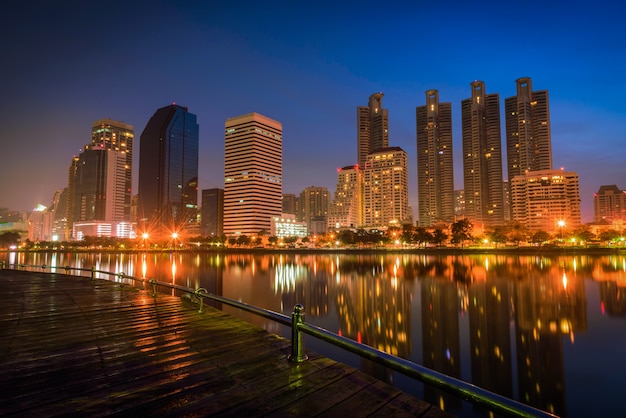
7, 250, 626, 417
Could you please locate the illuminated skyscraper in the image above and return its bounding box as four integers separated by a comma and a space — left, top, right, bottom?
461, 81, 505, 227
329, 165, 363, 230
68, 146, 127, 238
224, 112, 282, 236
416, 90, 454, 226
357, 92, 388, 166
505, 77, 552, 180
137, 104, 199, 233
362, 147, 409, 228
91, 119, 134, 220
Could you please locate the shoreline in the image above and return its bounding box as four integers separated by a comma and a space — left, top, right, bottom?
2, 246, 624, 257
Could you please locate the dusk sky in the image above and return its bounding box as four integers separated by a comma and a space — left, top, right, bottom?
1, 0, 625, 223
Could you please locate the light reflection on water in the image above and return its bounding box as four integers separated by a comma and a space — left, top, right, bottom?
3, 251, 626, 417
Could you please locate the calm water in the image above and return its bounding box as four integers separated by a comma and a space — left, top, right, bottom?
3, 250, 625, 417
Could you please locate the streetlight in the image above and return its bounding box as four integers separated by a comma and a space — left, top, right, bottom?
557, 220, 565, 245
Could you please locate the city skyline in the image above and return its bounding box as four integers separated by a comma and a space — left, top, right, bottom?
2, 1, 625, 223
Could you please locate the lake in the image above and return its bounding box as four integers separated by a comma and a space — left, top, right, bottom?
2, 250, 624, 417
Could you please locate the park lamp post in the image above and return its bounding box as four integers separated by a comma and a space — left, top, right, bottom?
557, 220, 565, 245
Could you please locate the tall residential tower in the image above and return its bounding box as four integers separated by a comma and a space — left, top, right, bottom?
137, 104, 199, 234
416, 90, 455, 226
461, 81, 505, 227
357, 93, 389, 166
223, 112, 282, 236
505, 77, 552, 180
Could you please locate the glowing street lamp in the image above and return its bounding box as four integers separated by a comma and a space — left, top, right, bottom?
557, 220, 565, 244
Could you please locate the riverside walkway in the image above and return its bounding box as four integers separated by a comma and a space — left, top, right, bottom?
0, 269, 452, 417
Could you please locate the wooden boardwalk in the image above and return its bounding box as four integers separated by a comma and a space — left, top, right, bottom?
0, 269, 453, 417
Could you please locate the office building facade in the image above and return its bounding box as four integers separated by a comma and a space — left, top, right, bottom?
200, 188, 224, 237
91, 119, 134, 220
461, 81, 505, 227
362, 147, 409, 228
224, 112, 282, 236
299, 186, 330, 234
416, 90, 455, 226
137, 104, 199, 234
357, 93, 389, 166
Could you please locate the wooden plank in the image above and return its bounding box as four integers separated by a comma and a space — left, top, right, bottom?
0, 269, 455, 417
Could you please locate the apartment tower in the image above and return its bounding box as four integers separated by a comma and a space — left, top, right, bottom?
357, 93, 389, 166
594, 185, 626, 223
510, 169, 581, 232
223, 112, 282, 236
91, 119, 134, 220
137, 104, 199, 234
416, 90, 455, 226
329, 165, 363, 230
299, 186, 330, 233
505, 77, 552, 180
461, 81, 505, 227
362, 147, 409, 228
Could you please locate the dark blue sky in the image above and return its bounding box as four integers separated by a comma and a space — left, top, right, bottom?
1, 0, 625, 222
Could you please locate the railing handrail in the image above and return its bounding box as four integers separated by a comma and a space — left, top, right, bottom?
0, 261, 557, 418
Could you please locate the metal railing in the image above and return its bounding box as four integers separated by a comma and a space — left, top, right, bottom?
1, 261, 557, 418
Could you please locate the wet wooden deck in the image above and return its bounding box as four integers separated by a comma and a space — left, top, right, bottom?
0, 269, 453, 417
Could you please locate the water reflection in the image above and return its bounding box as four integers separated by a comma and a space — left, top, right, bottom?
4, 251, 626, 417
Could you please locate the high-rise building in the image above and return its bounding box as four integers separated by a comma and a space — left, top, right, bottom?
137, 104, 199, 235
416, 90, 455, 226
68, 145, 130, 239
70, 146, 126, 223
461, 81, 505, 228
594, 185, 626, 223
362, 147, 409, 228
91, 119, 134, 220
299, 186, 330, 233
223, 112, 282, 236
200, 188, 224, 237
357, 93, 388, 166
505, 77, 552, 180
329, 165, 363, 230
282, 193, 297, 215
510, 169, 581, 232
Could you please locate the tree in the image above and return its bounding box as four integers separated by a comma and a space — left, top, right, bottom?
507, 222, 528, 246
530, 230, 551, 246
487, 226, 508, 248
268, 236, 279, 246
0, 232, 20, 247
599, 229, 621, 245
431, 229, 448, 247
414, 228, 433, 248
451, 219, 473, 248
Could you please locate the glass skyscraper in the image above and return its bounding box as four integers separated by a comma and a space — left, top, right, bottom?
357, 93, 388, 167
137, 104, 199, 234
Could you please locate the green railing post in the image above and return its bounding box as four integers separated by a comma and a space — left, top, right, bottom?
288, 304, 308, 363
195, 288, 207, 314
91, 267, 95, 280
0, 261, 4, 269
149, 279, 157, 297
